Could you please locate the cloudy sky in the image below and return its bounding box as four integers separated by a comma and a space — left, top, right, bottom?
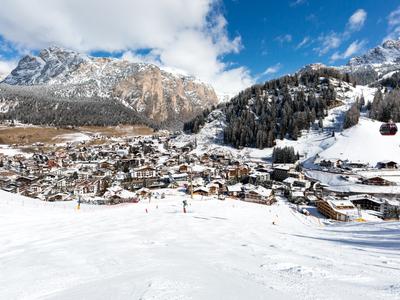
0, 0, 399, 95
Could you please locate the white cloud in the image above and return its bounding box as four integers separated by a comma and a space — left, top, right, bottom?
330, 40, 367, 62
296, 36, 311, 49
385, 6, 400, 40
314, 32, 342, 55
121, 50, 161, 66
347, 9, 367, 32
275, 34, 292, 44
290, 0, 307, 7
262, 63, 282, 76
314, 9, 367, 57
0, 59, 17, 80
0, 0, 253, 96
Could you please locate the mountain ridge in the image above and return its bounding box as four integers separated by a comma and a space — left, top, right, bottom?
1, 46, 218, 128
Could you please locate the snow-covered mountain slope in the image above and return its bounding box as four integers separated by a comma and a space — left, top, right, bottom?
319, 117, 400, 166
178, 74, 376, 160
182, 78, 396, 170
1, 47, 218, 126
1, 190, 399, 299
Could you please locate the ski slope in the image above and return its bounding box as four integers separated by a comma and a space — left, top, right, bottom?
319, 117, 400, 166
0, 190, 399, 299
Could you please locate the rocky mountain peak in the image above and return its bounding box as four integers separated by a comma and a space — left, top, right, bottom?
0, 47, 218, 127
298, 63, 327, 74
348, 39, 400, 66
382, 39, 400, 50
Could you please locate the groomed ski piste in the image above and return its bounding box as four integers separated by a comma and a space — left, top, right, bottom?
0, 189, 399, 300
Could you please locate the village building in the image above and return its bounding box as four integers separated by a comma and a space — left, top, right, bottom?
130, 166, 158, 180
376, 160, 398, 169
347, 194, 383, 212
283, 177, 311, 190
316, 197, 359, 221
226, 183, 242, 198
103, 186, 138, 204
314, 157, 342, 169
193, 186, 210, 196
243, 184, 275, 205
272, 164, 296, 181
361, 176, 395, 186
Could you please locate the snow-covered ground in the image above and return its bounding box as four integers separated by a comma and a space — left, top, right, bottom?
1, 190, 399, 299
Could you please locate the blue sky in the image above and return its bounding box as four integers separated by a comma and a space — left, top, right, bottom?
0, 0, 399, 94
222, 0, 400, 80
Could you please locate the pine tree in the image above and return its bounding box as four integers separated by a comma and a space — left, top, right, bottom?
343, 103, 360, 129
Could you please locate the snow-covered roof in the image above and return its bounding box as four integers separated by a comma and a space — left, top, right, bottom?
291, 191, 305, 198
347, 194, 383, 204
227, 184, 242, 192
190, 165, 206, 172
244, 185, 272, 197
194, 186, 209, 193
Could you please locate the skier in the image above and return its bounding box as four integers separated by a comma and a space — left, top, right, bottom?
182, 200, 188, 213
77, 196, 81, 210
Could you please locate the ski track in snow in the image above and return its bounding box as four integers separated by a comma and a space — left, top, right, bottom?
0, 190, 399, 300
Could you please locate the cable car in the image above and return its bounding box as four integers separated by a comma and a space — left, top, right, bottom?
379, 121, 398, 136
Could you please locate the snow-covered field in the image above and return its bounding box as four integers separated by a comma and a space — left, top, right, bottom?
1, 190, 399, 300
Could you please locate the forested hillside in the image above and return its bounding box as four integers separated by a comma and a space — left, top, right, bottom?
0, 85, 159, 129
185, 66, 355, 148
369, 88, 400, 122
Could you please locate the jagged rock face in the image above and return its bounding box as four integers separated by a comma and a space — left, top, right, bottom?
348, 39, 400, 66
336, 39, 400, 85
2, 47, 218, 124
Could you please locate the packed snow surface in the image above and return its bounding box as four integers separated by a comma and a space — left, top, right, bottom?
1, 190, 399, 299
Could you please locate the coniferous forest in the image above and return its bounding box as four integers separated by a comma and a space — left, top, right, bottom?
369, 88, 400, 122
185, 67, 354, 149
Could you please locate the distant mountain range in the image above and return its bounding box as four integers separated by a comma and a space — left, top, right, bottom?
1, 40, 400, 130
0, 47, 218, 128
